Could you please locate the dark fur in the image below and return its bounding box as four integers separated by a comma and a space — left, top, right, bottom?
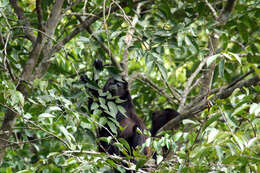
151, 108, 179, 136
81, 76, 148, 156
100, 78, 148, 155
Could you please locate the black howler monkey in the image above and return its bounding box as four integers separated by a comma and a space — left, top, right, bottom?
151, 108, 179, 136
81, 59, 148, 157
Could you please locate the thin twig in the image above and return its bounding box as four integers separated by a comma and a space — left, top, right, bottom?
121, 2, 143, 79
26, 119, 72, 150
204, 0, 218, 19
159, 73, 180, 102
76, 16, 121, 70
3, 136, 54, 148
136, 73, 178, 105
227, 70, 254, 89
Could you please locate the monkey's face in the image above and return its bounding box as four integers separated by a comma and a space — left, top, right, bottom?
103, 78, 128, 98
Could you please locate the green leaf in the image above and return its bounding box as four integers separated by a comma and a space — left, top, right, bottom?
207, 54, 220, 66
177, 32, 184, 46
110, 31, 122, 39
39, 80, 48, 91
202, 113, 221, 131
106, 159, 116, 169
39, 113, 55, 118
59, 125, 75, 144
247, 137, 258, 148
99, 97, 108, 110
219, 58, 225, 78
117, 105, 127, 117
16, 91, 24, 106
107, 121, 117, 134
136, 159, 146, 170
91, 102, 99, 110
227, 142, 237, 155
80, 36, 90, 43
154, 30, 172, 37
229, 52, 241, 64
233, 134, 244, 151
46, 106, 62, 113
99, 117, 107, 126
231, 104, 250, 116
156, 62, 168, 80
249, 103, 260, 115
223, 111, 237, 128
156, 155, 163, 164
108, 117, 120, 127
185, 35, 192, 46
182, 119, 198, 125
118, 138, 130, 152
207, 128, 219, 143
5, 167, 13, 173
215, 145, 223, 162
145, 54, 154, 73
222, 52, 233, 61
47, 152, 59, 158
136, 127, 143, 135
107, 101, 118, 117
9, 90, 24, 106
174, 132, 183, 142
222, 155, 239, 164
100, 136, 112, 144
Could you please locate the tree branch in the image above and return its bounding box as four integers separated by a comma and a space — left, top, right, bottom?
204, 0, 218, 19
197, 31, 218, 97
0, 0, 65, 164
218, 0, 237, 24
36, 0, 44, 32
158, 76, 260, 134
45, 0, 65, 36
121, 2, 144, 79
178, 56, 208, 112
9, 0, 36, 42
134, 73, 178, 105
76, 16, 121, 70
51, 0, 145, 58
34, 0, 66, 78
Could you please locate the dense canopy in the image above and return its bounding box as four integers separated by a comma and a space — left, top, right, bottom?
0, 0, 259, 172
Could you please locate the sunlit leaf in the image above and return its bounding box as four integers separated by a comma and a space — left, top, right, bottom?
207, 128, 219, 143
207, 54, 220, 66
233, 134, 244, 151
46, 106, 62, 113
39, 113, 55, 118
215, 145, 223, 162
231, 104, 250, 116
229, 52, 241, 64
219, 58, 225, 78
247, 137, 258, 148
249, 103, 260, 115
156, 155, 163, 164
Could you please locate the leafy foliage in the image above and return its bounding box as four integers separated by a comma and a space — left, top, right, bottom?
0, 0, 259, 172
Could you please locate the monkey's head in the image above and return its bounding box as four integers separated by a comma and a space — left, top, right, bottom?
103, 78, 129, 99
